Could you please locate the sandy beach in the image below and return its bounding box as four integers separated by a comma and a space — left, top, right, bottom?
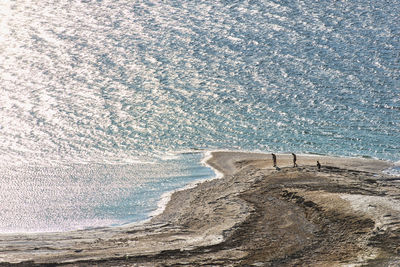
1, 151, 400, 266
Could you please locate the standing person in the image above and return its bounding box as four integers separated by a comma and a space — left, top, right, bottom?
272, 153, 277, 167
292, 153, 298, 167
317, 161, 321, 171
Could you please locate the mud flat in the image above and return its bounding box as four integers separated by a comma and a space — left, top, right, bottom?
1, 151, 400, 266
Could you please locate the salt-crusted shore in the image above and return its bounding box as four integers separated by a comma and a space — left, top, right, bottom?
1, 151, 400, 266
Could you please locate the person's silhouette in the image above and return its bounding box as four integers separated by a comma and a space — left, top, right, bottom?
272, 153, 277, 167
292, 153, 298, 167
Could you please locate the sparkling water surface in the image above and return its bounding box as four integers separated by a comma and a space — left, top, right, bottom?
0, 0, 399, 232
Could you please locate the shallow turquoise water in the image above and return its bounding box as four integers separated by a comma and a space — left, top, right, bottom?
0, 0, 399, 232
0, 152, 214, 233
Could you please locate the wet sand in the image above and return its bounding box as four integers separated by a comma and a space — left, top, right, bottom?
1, 151, 400, 266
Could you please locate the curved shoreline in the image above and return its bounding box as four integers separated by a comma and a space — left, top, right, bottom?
1, 151, 399, 266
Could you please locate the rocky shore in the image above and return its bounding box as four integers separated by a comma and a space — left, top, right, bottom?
1, 151, 399, 266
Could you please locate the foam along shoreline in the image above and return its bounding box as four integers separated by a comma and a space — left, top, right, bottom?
1, 151, 400, 266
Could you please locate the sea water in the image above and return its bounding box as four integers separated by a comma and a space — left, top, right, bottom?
0, 0, 399, 232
